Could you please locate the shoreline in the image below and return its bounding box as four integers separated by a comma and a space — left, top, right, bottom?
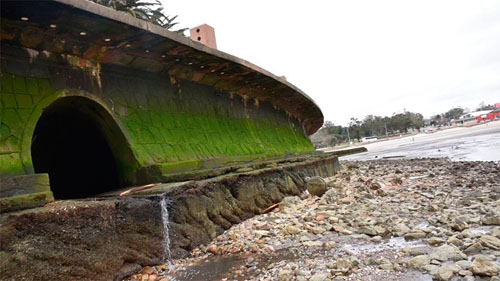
125, 158, 500, 281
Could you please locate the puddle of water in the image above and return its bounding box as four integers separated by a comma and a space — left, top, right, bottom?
409, 175, 429, 180
416, 221, 429, 229
173, 250, 297, 281
468, 225, 494, 235
343, 236, 427, 255
174, 255, 244, 281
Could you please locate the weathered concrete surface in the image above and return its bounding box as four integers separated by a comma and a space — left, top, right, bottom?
0, 198, 165, 281
0, 155, 339, 281
0, 174, 54, 213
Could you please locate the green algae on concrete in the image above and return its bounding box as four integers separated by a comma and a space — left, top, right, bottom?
0, 71, 314, 181
0, 191, 53, 213
0, 0, 323, 210
0, 173, 53, 213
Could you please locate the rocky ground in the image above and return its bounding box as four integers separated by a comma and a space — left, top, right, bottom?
125, 158, 500, 281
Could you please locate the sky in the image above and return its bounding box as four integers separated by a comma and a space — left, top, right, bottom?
162, 0, 500, 126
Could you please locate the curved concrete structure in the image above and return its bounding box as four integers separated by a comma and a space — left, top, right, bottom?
0, 0, 324, 210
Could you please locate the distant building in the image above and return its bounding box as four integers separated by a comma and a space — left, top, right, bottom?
477, 110, 500, 122
457, 109, 500, 124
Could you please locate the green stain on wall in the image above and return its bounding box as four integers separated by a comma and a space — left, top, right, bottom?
0, 71, 314, 178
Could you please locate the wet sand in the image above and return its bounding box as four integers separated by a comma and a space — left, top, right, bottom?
339, 121, 500, 161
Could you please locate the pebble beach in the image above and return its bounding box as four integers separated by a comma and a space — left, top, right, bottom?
127, 158, 500, 281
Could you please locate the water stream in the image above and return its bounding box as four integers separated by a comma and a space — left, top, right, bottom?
160, 195, 172, 262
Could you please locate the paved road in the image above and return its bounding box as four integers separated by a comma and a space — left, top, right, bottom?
338, 121, 500, 161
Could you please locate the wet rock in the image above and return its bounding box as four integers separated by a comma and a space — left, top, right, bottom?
451, 217, 469, 231
309, 273, 329, 281
404, 247, 425, 256
334, 257, 354, 270
359, 225, 378, 236
493, 227, 500, 238
470, 256, 499, 276
253, 230, 270, 238
482, 215, 500, 225
461, 229, 474, 238
284, 225, 300, 235
472, 254, 496, 261
458, 269, 473, 276
303, 241, 323, 247
319, 189, 337, 204
392, 223, 410, 236
464, 242, 484, 255
434, 265, 458, 281
115, 263, 142, 281
370, 181, 386, 190
480, 235, 500, 250
429, 245, 466, 262
306, 177, 327, 197
447, 236, 462, 247
310, 227, 327, 235
455, 260, 472, 270
406, 255, 431, 270
280, 196, 301, 209
278, 269, 293, 281
379, 263, 394, 270
423, 264, 439, 275
426, 237, 445, 246
141, 267, 155, 275
207, 245, 218, 254
404, 231, 427, 240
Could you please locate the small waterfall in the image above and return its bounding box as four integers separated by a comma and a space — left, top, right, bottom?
159, 196, 178, 280
160, 196, 172, 262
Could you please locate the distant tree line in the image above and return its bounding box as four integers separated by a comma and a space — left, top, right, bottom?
429, 107, 464, 126
312, 101, 498, 148
429, 101, 497, 126
311, 111, 425, 148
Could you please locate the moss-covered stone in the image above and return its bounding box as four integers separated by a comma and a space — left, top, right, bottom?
0, 191, 53, 213
0, 153, 23, 174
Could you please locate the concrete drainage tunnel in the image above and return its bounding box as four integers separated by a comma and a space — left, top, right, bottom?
30, 96, 135, 199
0, 1, 345, 280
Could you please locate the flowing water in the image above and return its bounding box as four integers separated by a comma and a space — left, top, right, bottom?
160, 196, 172, 262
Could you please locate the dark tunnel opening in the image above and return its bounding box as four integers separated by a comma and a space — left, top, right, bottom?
31, 97, 130, 199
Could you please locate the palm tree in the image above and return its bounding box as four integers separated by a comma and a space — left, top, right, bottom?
90, 0, 187, 34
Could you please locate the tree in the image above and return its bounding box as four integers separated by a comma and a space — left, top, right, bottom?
91, 0, 187, 34
329, 134, 342, 147
477, 102, 495, 111
444, 108, 464, 120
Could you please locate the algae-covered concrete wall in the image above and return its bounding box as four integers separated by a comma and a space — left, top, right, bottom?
0, 46, 313, 182
0, 0, 324, 209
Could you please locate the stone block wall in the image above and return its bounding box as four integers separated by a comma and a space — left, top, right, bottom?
0, 45, 314, 183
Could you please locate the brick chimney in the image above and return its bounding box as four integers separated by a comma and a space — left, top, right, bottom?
190, 24, 217, 49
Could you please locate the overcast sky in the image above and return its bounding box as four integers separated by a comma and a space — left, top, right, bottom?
162, 0, 500, 126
